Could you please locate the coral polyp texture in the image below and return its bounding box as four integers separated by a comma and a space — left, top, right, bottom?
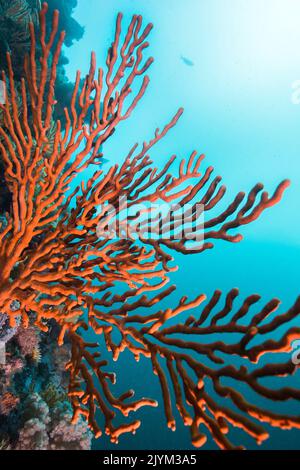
0, 2, 299, 450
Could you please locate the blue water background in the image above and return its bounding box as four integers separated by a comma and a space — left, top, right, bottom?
64, 0, 300, 450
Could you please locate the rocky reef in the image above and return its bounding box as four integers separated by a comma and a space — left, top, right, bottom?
0, 0, 84, 216
0, 1, 300, 452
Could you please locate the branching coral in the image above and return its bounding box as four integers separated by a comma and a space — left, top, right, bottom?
0, 2, 299, 449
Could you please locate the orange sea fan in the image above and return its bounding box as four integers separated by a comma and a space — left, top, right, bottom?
0, 2, 299, 449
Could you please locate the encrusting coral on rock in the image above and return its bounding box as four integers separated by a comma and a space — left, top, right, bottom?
0, 316, 91, 449
0, 1, 300, 450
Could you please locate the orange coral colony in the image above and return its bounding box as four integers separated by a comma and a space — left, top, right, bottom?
0, 2, 299, 449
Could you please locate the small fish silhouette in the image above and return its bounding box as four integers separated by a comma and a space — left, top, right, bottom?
180, 55, 194, 67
